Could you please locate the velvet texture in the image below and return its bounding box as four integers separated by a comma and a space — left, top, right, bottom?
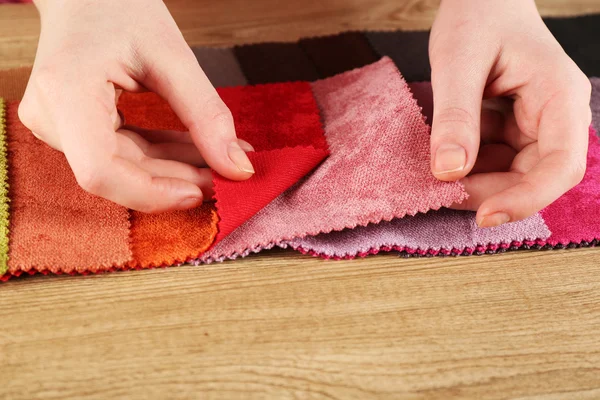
0, 20, 599, 278
287, 210, 551, 259
541, 126, 600, 246
5, 102, 133, 275
0, 79, 327, 278
120, 81, 328, 267
201, 58, 468, 262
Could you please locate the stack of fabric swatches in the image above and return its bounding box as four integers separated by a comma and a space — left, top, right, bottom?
1, 15, 599, 280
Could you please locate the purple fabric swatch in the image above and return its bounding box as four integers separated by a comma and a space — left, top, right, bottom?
285, 210, 550, 259
592, 78, 600, 135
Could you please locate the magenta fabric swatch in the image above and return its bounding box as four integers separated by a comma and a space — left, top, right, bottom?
541, 126, 600, 246
200, 58, 468, 262
286, 210, 550, 258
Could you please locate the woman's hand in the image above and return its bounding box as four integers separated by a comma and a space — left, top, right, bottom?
429, 0, 592, 227
19, 0, 254, 213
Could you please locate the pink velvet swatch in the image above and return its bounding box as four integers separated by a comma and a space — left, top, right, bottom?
200, 57, 468, 262
541, 126, 600, 246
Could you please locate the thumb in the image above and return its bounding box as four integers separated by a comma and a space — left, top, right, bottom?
429, 27, 495, 181
137, 38, 254, 181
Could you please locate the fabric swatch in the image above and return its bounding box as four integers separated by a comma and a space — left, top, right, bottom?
366, 31, 432, 82
545, 15, 600, 78
541, 126, 600, 246
200, 57, 468, 262
299, 32, 380, 78
129, 204, 218, 268
192, 47, 248, 88
5, 102, 133, 275
234, 42, 319, 84
0, 99, 9, 274
592, 78, 600, 135
287, 210, 551, 259
117, 81, 328, 267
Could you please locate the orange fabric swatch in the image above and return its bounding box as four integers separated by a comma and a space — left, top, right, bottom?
5, 102, 132, 275
129, 203, 218, 268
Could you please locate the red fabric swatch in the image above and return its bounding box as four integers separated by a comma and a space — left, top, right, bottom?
119, 81, 327, 265
213, 146, 328, 242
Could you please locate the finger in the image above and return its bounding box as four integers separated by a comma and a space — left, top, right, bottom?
121, 127, 254, 167
452, 171, 522, 211
429, 23, 498, 181
56, 83, 204, 212
135, 32, 254, 180
119, 128, 207, 167
476, 82, 591, 227
480, 104, 536, 151
138, 157, 215, 200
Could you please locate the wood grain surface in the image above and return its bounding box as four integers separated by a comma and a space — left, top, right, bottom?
1, 1, 600, 399
2, 0, 600, 68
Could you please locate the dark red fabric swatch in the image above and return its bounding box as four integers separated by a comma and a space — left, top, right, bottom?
234, 42, 319, 84
299, 32, 380, 78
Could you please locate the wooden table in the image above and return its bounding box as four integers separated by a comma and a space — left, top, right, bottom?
1, 1, 600, 399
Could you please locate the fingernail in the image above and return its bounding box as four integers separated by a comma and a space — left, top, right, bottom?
478, 212, 511, 228
228, 141, 255, 174
237, 139, 255, 152
434, 144, 467, 174
177, 197, 202, 210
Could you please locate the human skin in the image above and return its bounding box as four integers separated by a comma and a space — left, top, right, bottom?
20, 0, 591, 227
429, 0, 591, 227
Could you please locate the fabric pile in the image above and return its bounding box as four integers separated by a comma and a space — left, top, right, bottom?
0, 23, 599, 280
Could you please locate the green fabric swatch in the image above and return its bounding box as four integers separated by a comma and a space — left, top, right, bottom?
0, 98, 9, 275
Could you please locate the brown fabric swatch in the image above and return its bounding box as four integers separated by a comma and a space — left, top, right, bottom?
192, 47, 248, 87
234, 42, 319, 84
299, 32, 380, 78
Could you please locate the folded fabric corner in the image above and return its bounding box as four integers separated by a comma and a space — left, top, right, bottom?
201, 57, 468, 262
119, 81, 329, 268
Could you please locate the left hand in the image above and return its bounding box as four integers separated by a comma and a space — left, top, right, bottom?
429, 0, 592, 227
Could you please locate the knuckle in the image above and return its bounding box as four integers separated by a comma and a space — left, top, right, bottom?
570, 158, 587, 186
73, 164, 104, 195
433, 106, 478, 136
30, 66, 61, 99
203, 99, 233, 126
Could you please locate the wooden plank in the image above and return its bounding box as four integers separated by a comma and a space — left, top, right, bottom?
1, 248, 600, 399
